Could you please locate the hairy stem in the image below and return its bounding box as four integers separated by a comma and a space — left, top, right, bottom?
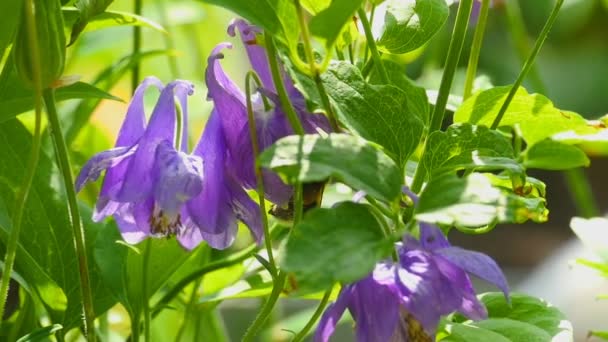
292, 289, 333, 342
43, 88, 96, 341
0, 0, 43, 320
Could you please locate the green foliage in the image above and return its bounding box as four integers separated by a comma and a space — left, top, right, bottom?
68, 0, 115, 44
0, 120, 116, 331
15, 324, 63, 342
258, 133, 402, 202
377, 0, 449, 54
416, 173, 548, 227
523, 139, 590, 170
419, 124, 519, 180
308, 0, 364, 49
322, 61, 425, 167
439, 293, 573, 341
0, 0, 23, 59
280, 202, 392, 293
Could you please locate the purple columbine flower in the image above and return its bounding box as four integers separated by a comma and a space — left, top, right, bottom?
76, 76, 263, 250
205, 19, 330, 205
315, 223, 509, 342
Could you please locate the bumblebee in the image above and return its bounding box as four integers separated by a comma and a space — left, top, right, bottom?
269, 181, 327, 221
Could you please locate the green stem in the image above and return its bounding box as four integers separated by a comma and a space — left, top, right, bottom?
142, 239, 152, 342
357, 8, 388, 84
410, 0, 474, 193
292, 289, 332, 342
175, 277, 203, 342
294, 0, 317, 71
246, 71, 276, 273
563, 168, 599, 218
153, 0, 180, 78
43, 88, 96, 341
505, 0, 546, 93
264, 33, 305, 135
490, 0, 564, 129
241, 271, 287, 342
0, 0, 43, 321
132, 0, 143, 92
151, 244, 258, 317
463, 0, 491, 100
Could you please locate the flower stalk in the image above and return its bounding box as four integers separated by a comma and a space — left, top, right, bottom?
357, 8, 389, 84
43, 88, 97, 341
463, 0, 491, 100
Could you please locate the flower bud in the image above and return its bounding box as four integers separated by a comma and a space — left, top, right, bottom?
13, 0, 66, 88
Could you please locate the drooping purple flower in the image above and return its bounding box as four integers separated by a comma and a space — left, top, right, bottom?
205, 19, 330, 205
315, 223, 509, 342
76, 76, 264, 250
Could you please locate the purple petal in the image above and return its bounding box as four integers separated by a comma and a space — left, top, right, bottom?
113, 203, 148, 244
225, 170, 263, 244
348, 276, 402, 342
205, 43, 248, 156
173, 80, 194, 152
314, 287, 351, 342
435, 246, 510, 300
117, 81, 193, 202
153, 140, 204, 215
177, 213, 205, 250
75, 146, 135, 192
419, 222, 451, 250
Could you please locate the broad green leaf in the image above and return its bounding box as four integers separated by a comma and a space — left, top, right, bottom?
454, 86, 596, 146
0, 63, 123, 123
419, 124, 520, 181
369, 60, 430, 125
523, 139, 589, 170
0, 0, 23, 62
258, 133, 402, 202
377, 0, 449, 54
94, 224, 195, 321
416, 173, 548, 227
441, 293, 572, 341
198, 0, 299, 51
198, 271, 273, 303
309, 0, 364, 49
591, 331, 608, 340
281, 202, 393, 293
571, 217, 608, 262
322, 62, 425, 167
0, 120, 116, 330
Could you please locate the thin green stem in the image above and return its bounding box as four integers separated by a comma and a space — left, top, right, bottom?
335, 47, 345, 61
294, 0, 317, 71
174, 277, 203, 342
265, 33, 305, 135
410, 0, 474, 193
313, 75, 340, 132
0, 0, 43, 320
347, 44, 354, 64
142, 239, 152, 342
292, 289, 332, 342
246, 71, 276, 272
241, 271, 287, 342
490, 0, 564, 129
132, 0, 143, 92
151, 244, 258, 317
357, 8, 389, 84
43, 88, 96, 341
505, 0, 546, 93
153, 0, 180, 78
463, 0, 491, 100
563, 168, 599, 218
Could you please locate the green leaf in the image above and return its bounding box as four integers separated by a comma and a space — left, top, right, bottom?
322, 61, 425, 167
0, 120, 116, 330
64, 8, 166, 44
0, 63, 123, 123
198, 272, 273, 303
570, 217, 608, 262
419, 124, 520, 180
258, 133, 402, 202
15, 324, 63, 342
309, 0, 365, 49
416, 173, 548, 227
0, 0, 23, 62
66, 0, 114, 44
281, 202, 393, 293
590, 331, 608, 340
441, 293, 572, 341
441, 293, 573, 342
523, 139, 590, 170
93, 225, 195, 321
198, 0, 299, 50
454, 86, 595, 146
377, 0, 449, 54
